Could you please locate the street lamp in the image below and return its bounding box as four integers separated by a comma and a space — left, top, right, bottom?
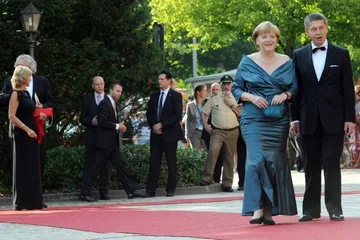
20, 2, 42, 58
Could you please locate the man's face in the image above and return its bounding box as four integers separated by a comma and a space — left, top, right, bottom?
306, 20, 328, 47
15, 59, 29, 68
110, 84, 123, 102
92, 77, 105, 94
211, 84, 221, 95
158, 74, 171, 90
222, 82, 232, 92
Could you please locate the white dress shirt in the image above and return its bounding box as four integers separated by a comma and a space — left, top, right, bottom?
158, 87, 170, 106
107, 95, 119, 130
26, 75, 34, 99
312, 39, 328, 81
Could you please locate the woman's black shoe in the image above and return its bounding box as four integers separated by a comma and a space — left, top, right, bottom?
249, 216, 263, 224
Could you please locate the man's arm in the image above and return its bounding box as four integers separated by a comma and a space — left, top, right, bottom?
79, 96, 94, 127
97, 101, 116, 130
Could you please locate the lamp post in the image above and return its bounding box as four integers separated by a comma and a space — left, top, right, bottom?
20, 1, 42, 58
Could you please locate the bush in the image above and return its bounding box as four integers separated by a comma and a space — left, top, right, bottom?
44, 144, 206, 192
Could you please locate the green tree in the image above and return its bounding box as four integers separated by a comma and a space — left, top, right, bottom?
150, 0, 360, 77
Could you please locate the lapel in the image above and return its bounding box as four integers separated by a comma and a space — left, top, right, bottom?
304, 45, 319, 84
163, 89, 172, 109
104, 96, 116, 122
155, 90, 161, 111
319, 43, 335, 82
32, 75, 38, 102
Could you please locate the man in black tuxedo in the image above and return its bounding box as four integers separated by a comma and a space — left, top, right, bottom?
79, 76, 109, 200
144, 71, 183, 197
290, 13, 356, 222
79, 83, 145, 201
3, 54, 54, 207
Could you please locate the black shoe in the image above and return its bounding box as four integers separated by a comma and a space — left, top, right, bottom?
79, 194, 98, 202
263, 218, 275, 225
199, 180, 211, 186
330, 214, 344, 221
42, 203, 48, 208
249, 216, 263, 224
222, 187, 234, 192
127, 189, 149, 199
166, 192, 175, 197
237, 186, 244, 191
299, 215, 316, 222
99, 193, 110, 200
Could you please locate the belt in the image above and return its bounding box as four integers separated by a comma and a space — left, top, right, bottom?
212, 126, 238, 131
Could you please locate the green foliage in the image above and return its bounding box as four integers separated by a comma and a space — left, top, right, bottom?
41, 144, 205, 192
150, 0, 360, 77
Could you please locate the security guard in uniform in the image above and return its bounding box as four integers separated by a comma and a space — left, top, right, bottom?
199, 75, 240, 192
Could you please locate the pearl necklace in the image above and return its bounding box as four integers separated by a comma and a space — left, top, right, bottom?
259, 54, 276, 65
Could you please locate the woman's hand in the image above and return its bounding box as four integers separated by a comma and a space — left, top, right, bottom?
39, 112, 47, 120
27, 129, 37, 138
271, 93, 287, 105
251, 95, 268, 109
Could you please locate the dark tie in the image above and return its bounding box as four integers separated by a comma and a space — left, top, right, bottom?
157, 92, 164, 121
312, 46, 326, 53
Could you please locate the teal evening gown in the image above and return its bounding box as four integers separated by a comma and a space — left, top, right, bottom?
233, 55, 298, 216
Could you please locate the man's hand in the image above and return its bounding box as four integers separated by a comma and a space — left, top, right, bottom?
39, 112, 47, 120
119, 121, 127, 133
290, 122, 301, 137
91, 116, 98, 126
205, 124, 213, 134
152, 123, 162, 135
344, 122, 355, 137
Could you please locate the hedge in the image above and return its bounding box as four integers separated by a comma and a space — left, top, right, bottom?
44, 144, 206, 192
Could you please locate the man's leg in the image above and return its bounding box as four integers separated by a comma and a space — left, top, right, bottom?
202, 130, 224, 184
163, 140, 178, 194
147, 135, 163, 194
221, 129, 239, 189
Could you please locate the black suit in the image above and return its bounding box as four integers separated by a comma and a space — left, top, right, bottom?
291, 42, 355, 216
80, 93, 108, 195
81, 96, 139, 196
146, 88, 183, 194
3, 75, 54, 184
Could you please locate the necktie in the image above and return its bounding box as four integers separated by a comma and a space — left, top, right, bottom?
96, 95, 101, 105
312, 46, 326, 53
157, 92, 164, 121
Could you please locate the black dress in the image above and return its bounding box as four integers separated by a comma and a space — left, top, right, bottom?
12, 90, 43, 210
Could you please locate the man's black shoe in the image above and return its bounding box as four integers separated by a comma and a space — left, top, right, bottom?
237, 186, 244, 191
199, 180, 211, 186
99, 193, 110, 200
128, 189, 148, 199
222, 187, 234, 192
79, 194, 98, 202
166, 192, 175, 197
43, 203, 48, 208
299, 214, 320, 222
330, 214, 344, 221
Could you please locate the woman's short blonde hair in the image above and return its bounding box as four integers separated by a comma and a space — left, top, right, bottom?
11, 65, 32, 89
252, 21, 280, 44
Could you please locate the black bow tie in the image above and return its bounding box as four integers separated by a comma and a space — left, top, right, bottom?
312, 46, 326, 53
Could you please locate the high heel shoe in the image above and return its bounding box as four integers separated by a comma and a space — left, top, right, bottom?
249, 216, 264, 224
263, 218, 275, 225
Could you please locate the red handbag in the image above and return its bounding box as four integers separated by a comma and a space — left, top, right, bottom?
33, 107, 53, 119
33, 108, 53, 144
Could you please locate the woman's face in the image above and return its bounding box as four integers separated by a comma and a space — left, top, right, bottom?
256, 31, 278, 52
198, 87, 207, 99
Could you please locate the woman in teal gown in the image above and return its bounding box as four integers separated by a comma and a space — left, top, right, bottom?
232, 21, 298, 225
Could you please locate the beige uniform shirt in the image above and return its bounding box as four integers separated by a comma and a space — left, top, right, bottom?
202, 92, 239, 129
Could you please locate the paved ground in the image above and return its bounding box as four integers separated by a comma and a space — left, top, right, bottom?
1, 169, 360, 240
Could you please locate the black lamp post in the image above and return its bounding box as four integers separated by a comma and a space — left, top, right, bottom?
20, 2, 42, 58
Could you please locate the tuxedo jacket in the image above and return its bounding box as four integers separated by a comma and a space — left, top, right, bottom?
3, 75, 55, 108
95, 96, 119, 149
80, 93, 99, 141
291, 42, 355, 135
185, 100, 201, 138
146, 88, 183, 142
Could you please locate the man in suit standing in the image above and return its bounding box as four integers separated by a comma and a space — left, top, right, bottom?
79, 83, 145, 201
3, 54, 55, 208
144, 71, 183, 197
291, 13, 355, 222
79, 76, 109, 200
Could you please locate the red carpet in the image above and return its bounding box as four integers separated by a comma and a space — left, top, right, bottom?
0, 205, 359, 240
